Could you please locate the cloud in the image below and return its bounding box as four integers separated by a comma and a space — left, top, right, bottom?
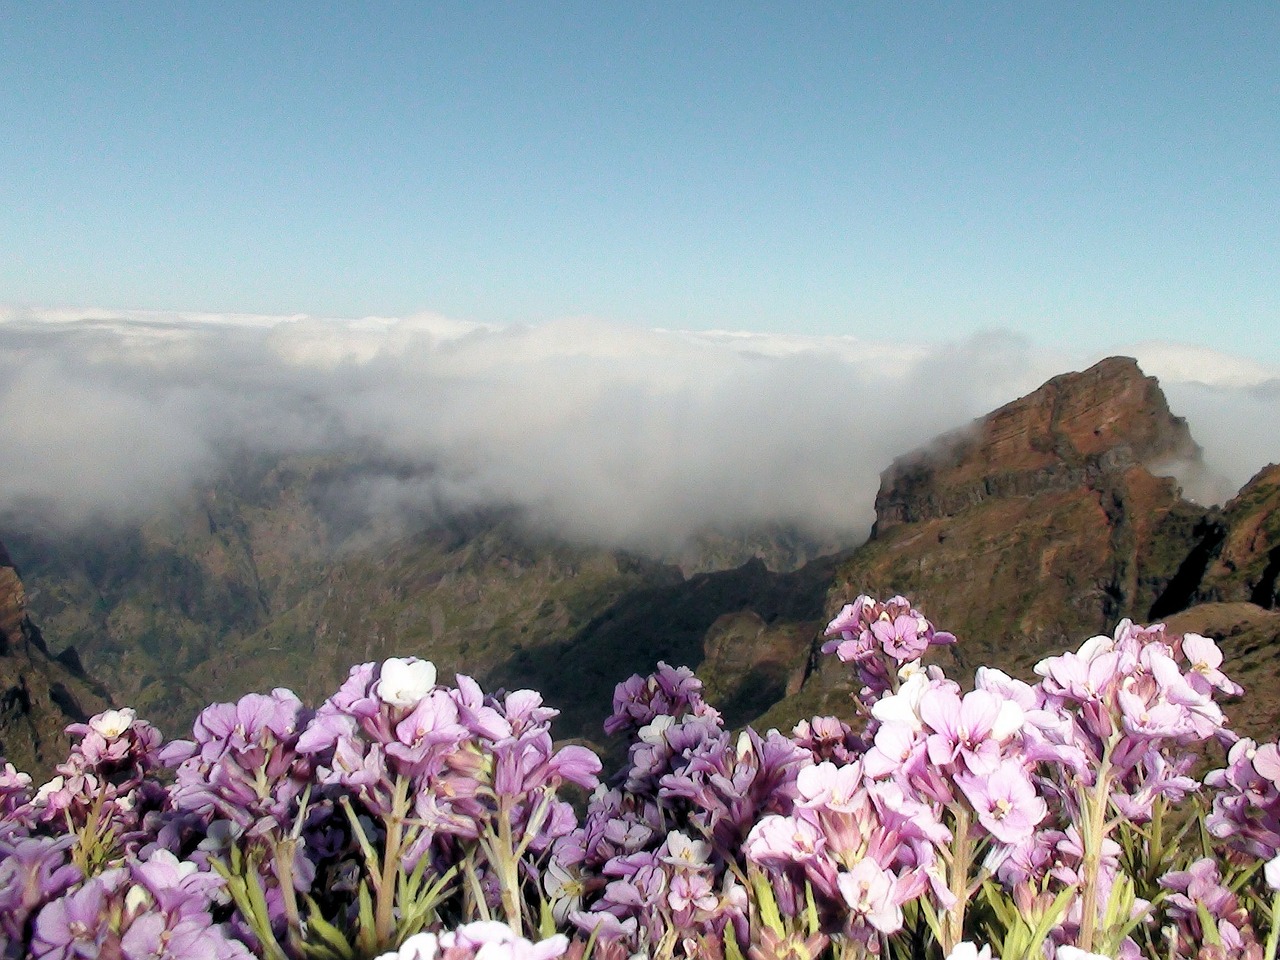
0, 309, 1276, 551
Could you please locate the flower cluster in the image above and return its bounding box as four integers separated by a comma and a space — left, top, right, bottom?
1205, 738, 1280, 859
821, 594, 956, 706
0, 596, 1275, 960
29, 707, 168, 866
376, 920, 569, 960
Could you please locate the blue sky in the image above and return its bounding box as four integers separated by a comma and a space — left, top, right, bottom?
2, 3, 1278, 356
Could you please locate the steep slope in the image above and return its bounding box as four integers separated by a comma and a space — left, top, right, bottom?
5, 454, 343, 732
487, 552, 845, 750
840, 357, 1207, 671
7, 452, 842, 741
759, 358, 1221, 729
0, 539, 109, 777
1198, 464, 1280, 609
175, 516, 684, 731
8, 489, 686, 736
1162, 602, 1280, 742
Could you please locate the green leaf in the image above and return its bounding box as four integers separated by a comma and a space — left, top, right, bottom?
747, 867, 784, 935
355, 882, 379, 957
300, 898, 356, 960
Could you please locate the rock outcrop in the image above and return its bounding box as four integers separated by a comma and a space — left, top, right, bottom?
0, 538, 109, 777
873, 357, 1201, 533
1199, 464, 1280, 610
763, 358, 1218, 727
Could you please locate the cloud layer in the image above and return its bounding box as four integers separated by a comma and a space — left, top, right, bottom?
1, 307, 1276, 552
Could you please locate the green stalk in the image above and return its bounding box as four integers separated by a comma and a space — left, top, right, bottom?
273, 836, 306, 959
942, 805, 973, 954
1266, 890, 1280, 960
495, 795, 525, 934
1078, 748, 1114, 953
375, 776, 412, 945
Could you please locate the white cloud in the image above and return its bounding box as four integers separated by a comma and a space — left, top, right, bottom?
0, 309, 1275, 549
1128, 340, 1280, 389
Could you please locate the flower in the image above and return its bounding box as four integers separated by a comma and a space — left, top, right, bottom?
836, 858, 904, 933
955, 759, 1047, 845
88, 708, 138, 740
376, 657, 439, 707
1267, 853, 1280, 891
1056, 948, 1113, 960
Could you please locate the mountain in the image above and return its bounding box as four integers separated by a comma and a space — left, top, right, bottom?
839, 357, 1206, 667
4, 356, 1278, 760
0, 538, 109, 777
760, 358, 1280, 738
1197, 464, 1280, 608
3, 454, 848, 747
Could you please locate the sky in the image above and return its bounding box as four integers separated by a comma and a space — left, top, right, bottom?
2, 2, 1278, 354
1, 5, 1279, 549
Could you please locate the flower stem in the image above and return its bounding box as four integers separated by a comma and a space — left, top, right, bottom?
943, 805, 973, 954
375, 775, 411, 946
274, 836, 306, 959
1266, 890, 1280, 960
1078, 752, 1114, 953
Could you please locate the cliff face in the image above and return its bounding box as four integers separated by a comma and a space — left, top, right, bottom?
1199, 464, 1280, 610
874, 357, 1201, 533
0, 539, 109, 777
791, 358, 1215, 705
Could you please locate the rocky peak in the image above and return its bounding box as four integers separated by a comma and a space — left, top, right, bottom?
874, 357, 1200, 534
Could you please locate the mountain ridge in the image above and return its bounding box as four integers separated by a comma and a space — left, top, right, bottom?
3, 356, 1278, 760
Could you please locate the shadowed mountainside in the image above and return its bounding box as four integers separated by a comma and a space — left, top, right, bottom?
0, 539, 109, 777
4, 455, 848, 744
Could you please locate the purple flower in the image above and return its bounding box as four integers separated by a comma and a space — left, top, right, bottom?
603, 662, 719, 737
31, 871, 123, 958
0, 834, 82, 945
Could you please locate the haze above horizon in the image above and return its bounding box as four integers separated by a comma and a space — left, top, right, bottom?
3, 3, 1278, 359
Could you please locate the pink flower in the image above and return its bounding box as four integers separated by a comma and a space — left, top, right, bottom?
836, 858, 903, 933
743, 815, 824, 865
955, 759, 1046, 844
1181, 633, 1243, 697
920, 688, 1021, 776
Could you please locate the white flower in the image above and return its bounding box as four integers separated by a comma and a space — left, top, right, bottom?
663, 830, 712, 868
542, 859, 585, 923
638, 713, 674, 744
34, 776, 65, 804
990, 698, 1026, 740
1057, 947, 1113, 960
1266, 853, 1280, 891
376, 658, 438, 707
124, 884, 153, 914
1074, 634, 1114, 662
89, 708, 136, 739
945, 943, 995, 960
871, 671, 928, 731
375, 932, 438, 960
